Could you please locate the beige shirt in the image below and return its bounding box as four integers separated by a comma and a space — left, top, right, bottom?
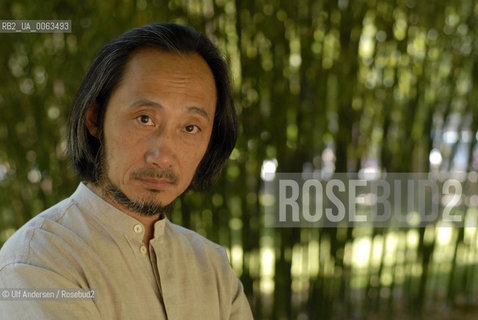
0, 183, 253, 319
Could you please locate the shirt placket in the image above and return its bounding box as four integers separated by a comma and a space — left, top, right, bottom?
130, 223, 162, 299
149, 245, 163, 304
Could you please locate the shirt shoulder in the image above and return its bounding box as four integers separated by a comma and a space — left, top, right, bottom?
0, 196, 82, 271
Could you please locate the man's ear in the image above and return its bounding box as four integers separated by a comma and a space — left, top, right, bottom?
85, 102, 99, 138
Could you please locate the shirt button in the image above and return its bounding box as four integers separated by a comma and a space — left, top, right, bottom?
134, 224, 143, 234
140, 245, 148, 255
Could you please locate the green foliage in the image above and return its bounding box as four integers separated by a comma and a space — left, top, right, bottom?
1, 0, 478, 319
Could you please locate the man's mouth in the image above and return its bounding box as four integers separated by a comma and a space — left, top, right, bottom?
136, 177, 175, 190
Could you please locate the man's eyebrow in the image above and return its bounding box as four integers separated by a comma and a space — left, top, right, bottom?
129, 98, 163, 109
187, 106, 211, 121
129, 98, 211, 121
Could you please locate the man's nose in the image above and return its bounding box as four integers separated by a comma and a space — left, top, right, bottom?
144, 129, 176, 168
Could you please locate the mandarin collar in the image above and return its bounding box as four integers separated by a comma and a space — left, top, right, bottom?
70, 182, 167, 242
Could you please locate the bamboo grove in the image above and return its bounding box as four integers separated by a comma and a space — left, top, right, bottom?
1, 0, 478, 319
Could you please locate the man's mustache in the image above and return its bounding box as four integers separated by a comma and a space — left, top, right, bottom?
131, 168, 179, 185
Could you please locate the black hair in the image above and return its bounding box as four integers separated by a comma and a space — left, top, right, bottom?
67, 23, 237, 190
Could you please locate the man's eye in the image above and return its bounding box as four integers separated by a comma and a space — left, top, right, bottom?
137, 115, 154, 126
185, 125, 200, 134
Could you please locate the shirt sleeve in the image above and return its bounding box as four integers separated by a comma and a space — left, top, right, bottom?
218, 246, 254, 320
229, 278, 254, 320
0, 263, 102, 320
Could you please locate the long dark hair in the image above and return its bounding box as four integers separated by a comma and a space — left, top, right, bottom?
67, 23, 237, 190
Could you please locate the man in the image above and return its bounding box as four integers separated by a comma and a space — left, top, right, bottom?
0, 23, 253, 319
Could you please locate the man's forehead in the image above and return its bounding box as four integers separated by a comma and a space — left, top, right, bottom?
117, 47, 217, 95
125, 47, 210, 74
106, 47, 217, 119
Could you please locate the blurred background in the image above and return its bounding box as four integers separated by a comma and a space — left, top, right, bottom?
1, 0, 478, 319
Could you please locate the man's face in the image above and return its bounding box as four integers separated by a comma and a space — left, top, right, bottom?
90, 48, 217, 214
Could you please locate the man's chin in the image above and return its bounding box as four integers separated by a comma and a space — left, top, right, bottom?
117, 195, 175, 217
101, 182, 174, 217
127, 189, 172, 205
